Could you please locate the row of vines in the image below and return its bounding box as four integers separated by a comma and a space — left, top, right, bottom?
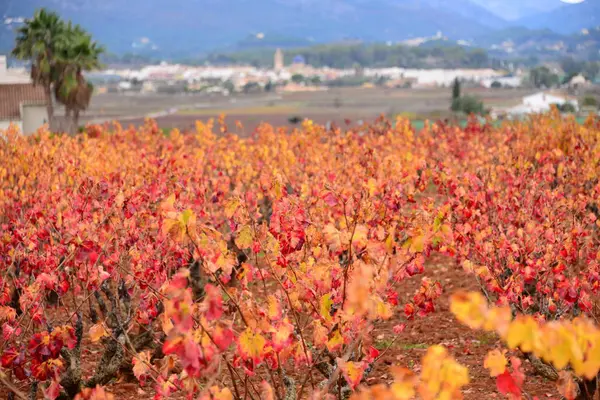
1, 112, 600, 399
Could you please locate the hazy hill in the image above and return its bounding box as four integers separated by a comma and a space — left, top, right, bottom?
515, 0, 600, 34
475, 26, 600, 60
1, 0, 506, 55
2, 0, 598, 60
469, 0, 563, 21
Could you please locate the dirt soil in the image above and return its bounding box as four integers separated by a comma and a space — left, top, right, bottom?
103, 113, 380, 137
378, 254, 558, 400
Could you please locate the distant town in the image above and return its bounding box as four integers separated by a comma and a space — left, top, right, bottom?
1, 46, 599, 134
76, 48, 598, 118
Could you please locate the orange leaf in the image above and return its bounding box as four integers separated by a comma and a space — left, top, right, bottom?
557, 371, 578, 400
390, 367, 416, 400
267, 295, 282, 321
272, 319, 294, 352
261, 381, 275, 400
132, 350, 152, 381
89, 324, 109, 343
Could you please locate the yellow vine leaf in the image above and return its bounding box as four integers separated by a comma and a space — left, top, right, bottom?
340, 360, 365, 389
451, 291, 600, 381
350, 346, 468, 400
449, 291, 488, 330
390, 367, 417, 400
236, 225, 253, 249
320, 293, 334, 323
484, 349, 507, 377
266, 295, 282, 321
506, 316, 539, 353
238, 328, 266, 362
327, 329, 344, 352
418, 345, 469, 400
224, 198, 240, 219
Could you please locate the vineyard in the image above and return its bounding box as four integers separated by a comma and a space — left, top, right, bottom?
2, 112, 600, 400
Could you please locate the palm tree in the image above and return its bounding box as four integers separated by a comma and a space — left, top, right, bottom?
54, 23, 104, 134
12, 9, 66, 131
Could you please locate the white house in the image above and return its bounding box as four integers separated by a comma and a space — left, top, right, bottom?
498, 92, 579, 118
569, 74, 588, 87
515, 92, 578, 114
0, 83, 48, 134
481, 76, 523, 88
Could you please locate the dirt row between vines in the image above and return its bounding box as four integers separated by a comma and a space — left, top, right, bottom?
381, 254, 557, 399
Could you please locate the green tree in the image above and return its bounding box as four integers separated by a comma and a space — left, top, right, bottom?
582, 95, 598, 108
452, 78, 461, 100
451, 95, 485, 115
583, 62, 600, 81
264, 80, 274, 92
54, 22, 104, 134
242, 82, 260, 93
460, 95, 485, 115
12, 8, 66, 131
223, 80, 235, 94
291, 74, 304, 84
466, 49, 488, 68
529, 66, 559, 89
560, 57, 584, 78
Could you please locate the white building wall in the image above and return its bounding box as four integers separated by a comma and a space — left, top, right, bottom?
0, 56, 31, 84
22, 105, 48, 135
0, 120, 23, 133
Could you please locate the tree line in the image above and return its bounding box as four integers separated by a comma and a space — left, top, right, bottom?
528, 59, 600, 89
201, 43, 498, 69
12, 9, 104, 134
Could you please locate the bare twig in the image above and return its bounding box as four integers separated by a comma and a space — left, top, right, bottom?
0, 375, 28, 400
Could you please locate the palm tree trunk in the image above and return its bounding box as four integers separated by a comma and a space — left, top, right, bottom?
65, 108, 73, 135
44, 84, 55, 132
73, 110, 80, 135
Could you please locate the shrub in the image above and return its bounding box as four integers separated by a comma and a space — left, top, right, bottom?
451, 95, 486, 115
291, 74, 304, 84
582, 95, 598, 108
288, 115, 302, 124
555, 102, 577, 113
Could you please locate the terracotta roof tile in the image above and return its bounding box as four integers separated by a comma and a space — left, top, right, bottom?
0, 84, 46, 120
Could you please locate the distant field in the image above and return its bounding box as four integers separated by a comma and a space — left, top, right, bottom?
80, 87, 537, 132
176, 104, 302, 116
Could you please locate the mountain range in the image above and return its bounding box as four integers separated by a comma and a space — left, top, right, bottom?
1, 0, 599, 57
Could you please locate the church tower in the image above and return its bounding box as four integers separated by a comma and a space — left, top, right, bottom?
274, 48, 284, 71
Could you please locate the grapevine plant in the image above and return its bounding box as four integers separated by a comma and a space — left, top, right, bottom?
0, 112, 599, 399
